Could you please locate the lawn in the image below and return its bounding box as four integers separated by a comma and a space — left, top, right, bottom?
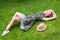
0, 0, 60, 40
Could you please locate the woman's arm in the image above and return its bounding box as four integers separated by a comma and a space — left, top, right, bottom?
50, 9, 57, 18
42, 9, 57, 21
42, 17, 56, 21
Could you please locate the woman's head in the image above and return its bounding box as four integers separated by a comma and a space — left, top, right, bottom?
43, 10, 52, 17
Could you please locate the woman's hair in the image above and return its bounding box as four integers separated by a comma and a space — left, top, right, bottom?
45, 11, 53, 18
48, 11, 53, 17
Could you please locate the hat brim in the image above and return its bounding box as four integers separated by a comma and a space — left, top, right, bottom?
37, 23, 47, 32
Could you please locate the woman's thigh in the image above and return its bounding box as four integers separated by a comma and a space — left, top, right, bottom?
14, 17, 20, 22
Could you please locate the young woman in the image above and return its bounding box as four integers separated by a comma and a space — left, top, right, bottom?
1, 9, 57, 36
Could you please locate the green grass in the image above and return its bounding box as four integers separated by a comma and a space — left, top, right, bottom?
0, 0, 60, 40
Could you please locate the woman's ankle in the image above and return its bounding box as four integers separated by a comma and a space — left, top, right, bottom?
5, 30, 9, 32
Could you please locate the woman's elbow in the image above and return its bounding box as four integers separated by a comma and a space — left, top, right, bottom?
53, 16, 57, 19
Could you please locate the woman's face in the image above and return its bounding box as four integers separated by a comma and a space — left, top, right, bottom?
45, 10, 51, 17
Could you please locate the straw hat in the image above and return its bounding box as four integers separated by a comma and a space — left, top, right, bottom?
37, 23, 47, 31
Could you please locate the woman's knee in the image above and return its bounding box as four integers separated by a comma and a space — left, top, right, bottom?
15, 12, 22, 15
13, 17, 20, 22
15, 12, 20, 15
14, 12, 21, 18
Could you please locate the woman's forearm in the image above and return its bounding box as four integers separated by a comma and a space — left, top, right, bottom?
50, 10, 57, 18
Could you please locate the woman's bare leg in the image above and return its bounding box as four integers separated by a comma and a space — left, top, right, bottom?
1, 12, 22, 36
5, 12, 21, 31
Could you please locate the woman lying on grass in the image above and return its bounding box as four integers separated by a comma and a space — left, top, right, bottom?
1, 9, 57, 36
